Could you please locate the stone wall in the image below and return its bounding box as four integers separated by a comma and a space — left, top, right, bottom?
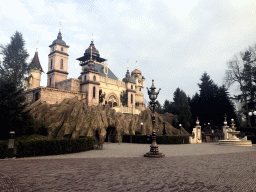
55, 78, 80, 92
24, 86, 86, 105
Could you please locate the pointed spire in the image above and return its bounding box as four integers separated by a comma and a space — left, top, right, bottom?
36, 40, 38, 52
30, 49, 44, 73
127, 59, 129, 70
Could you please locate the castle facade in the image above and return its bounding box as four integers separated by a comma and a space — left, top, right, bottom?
24, 30, 146, 114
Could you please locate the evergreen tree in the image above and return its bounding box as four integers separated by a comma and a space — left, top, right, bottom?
120, 90, 128, 107
190, 72, 238, 128
197, 72, 219, 126
169, 88, 193, 132
163, 99, 171, 113
0, 31, 29, 89
99, 89, 106, 104
155, 100, 163, 114
0, 31, 34, 140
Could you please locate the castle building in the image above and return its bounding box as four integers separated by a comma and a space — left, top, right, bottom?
24, 29, 146, 114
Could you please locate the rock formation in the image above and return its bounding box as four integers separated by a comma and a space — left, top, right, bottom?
24, 96, 189, 140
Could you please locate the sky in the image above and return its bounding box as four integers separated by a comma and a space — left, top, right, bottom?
1, 0, 256, 106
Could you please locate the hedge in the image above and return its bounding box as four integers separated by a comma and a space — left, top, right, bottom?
0, 141, 8, 159
0, 137, 94, 158
122, 135, 189, 144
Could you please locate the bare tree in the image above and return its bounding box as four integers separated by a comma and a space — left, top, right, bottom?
225, 46, 256, 127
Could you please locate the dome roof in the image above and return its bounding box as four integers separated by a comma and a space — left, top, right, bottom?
51, 32, 67, 46
85, 41, 99, 56
131, 68, 141, 75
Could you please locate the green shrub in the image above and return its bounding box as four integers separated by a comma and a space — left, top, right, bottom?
0, 141, 8, 158
15, 137, 94, 158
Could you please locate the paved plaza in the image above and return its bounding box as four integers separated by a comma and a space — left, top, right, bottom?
1, 143, 256, 191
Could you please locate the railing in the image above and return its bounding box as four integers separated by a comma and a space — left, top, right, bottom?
113, 106, 141, 115
99, 76, 125, 87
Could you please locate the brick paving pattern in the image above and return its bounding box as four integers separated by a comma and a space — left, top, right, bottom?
1, 143, 256, 192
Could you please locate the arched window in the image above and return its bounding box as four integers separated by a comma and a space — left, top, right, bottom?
51, 59, 53, 69
93, 75, 96, 81
52, 47, 54, 51
131, 94, 133, 104
131, 85, 133, 89
93, 86, 96, 98
61, 47, 63, 52
49, 78, 51, 86
60, 59, 63, 69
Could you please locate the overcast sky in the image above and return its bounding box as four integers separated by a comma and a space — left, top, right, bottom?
1, 0, 256, 106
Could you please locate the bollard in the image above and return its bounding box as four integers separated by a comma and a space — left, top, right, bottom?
7, 131, 15, 158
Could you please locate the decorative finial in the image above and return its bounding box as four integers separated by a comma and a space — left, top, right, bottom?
36, 40, 38, 52
127, 60, 129, 70
224, 114, 227, 125
196, 117, 199, 125
59, 22, 61, 32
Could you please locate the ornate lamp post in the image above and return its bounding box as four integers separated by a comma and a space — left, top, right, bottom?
141, 122, 143, 135
144, 80, 165, 158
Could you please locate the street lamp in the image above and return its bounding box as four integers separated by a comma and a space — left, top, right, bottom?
144, 80, 165, 158
141, 122, 143, 135
179, 124, 182, 135
248, 110, 256, 127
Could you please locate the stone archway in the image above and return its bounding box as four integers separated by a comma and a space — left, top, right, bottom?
106, 93, 119, 107
105, 126, 118, 142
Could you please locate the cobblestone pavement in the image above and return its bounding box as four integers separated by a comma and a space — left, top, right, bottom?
1, 143, 256, 191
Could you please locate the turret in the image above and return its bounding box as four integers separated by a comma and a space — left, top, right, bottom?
131, 63, 145, 110
47, 23, 69, 87
24, 42, 44, 90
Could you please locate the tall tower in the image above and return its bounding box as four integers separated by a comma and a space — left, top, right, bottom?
123, 68, 136, 108
47, 24, 69, 87
24, 42, 44, 89
131, 64, 145, 110
79, 44, 101, 106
